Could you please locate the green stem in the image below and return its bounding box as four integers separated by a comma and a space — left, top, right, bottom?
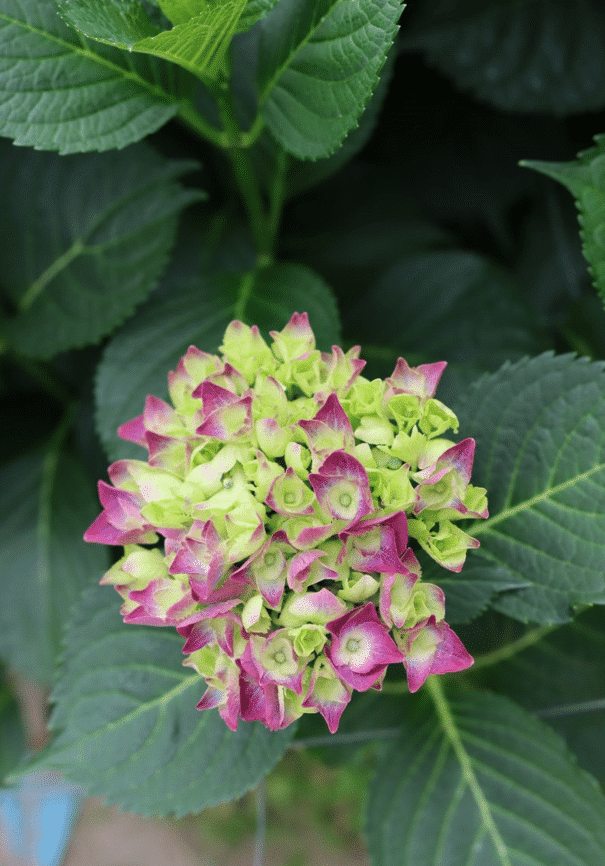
426, 676, 512, 866
266, 149, 288, 259
177, 100, 228, 149
470, 623, 559, 673
215, 85, 271, 259
1, 346, 73, 406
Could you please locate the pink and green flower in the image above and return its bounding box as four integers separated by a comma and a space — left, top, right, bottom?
86, 313, 486, 732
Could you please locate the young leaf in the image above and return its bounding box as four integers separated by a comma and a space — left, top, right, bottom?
366, 689, 605, 866
0, 0, 184, 152
25, 583, 294, 816
522, 135, 605, 313
400, 0, 605, 115
0, 141, 203, 359
257, 0, 404, 159
95, 258, 341, 460
236, 0, 280, 33
454, 353, 605, 624
63, 0, 249, 82
156, 0, 279, 31
0, 446, 108, 685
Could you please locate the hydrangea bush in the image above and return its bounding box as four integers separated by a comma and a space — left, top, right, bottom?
2, 0, 605, 863
85, 313, 484, 732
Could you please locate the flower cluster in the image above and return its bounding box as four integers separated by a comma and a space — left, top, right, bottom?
85, 313, 487, 732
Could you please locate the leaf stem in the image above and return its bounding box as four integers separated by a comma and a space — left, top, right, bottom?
18, 241, 85, 312
426, 676, 512, 866
266, 149, 288, 259
470, 623, 559, 672
214, 84, 272, 260
1, 346, 73, 406
177, 100, 228, 148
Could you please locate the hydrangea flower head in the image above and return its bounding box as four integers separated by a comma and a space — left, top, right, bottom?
86, 313, 487, 732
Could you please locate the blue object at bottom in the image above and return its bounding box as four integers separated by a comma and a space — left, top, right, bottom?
0, 771, 84, 866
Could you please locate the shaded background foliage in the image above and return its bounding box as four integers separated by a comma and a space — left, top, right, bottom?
1, 0, 605, 863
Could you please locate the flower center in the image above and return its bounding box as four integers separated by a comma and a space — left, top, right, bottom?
346, 638, 360, 653
273, 650, 286, 664
264, 552, 276, 567
284, 492, 296, 504
222, 478, 233, 489
339, 493, 352, 508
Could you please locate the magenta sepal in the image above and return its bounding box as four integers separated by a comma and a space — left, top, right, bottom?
298, 394, 355, 455
339, 511, 409, 574
287, 550, 336, 591
386, 359, 447, 401
401, 616, 474, 692
169, 519, 227, 601
240, 633, 306, 694
325, 603, 404, 691
414, 438, 483, 516
122, 578, 197, 627
117, 413, 147, 447
177, 600, 242, 656
308, 450, 373, 524
195, 656, 241, 731
84, 482, 157, 545
302, 664, 352, 733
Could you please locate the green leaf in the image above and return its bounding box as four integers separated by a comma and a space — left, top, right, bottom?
0, 442, 108, 684
0, 141, 203, 359
236, 0, 279, 33
24, 583, 293, 816
157, 0, 279, 31
95, 253, 341, 460
59, 0, 161, 48
0, 0, 185, 152
522, 135, 605, 313
257, 0, 404, 159
454, 353, 605, 624
346, 249, 547, 382
366, 688, 605, 866
401, 0, 605, 115
466, 607, 605, 786
63, 0, 248, 82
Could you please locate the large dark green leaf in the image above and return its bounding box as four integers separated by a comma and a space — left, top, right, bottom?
454, 353, 605, 624
95, 255, 340, 460
257, 0, 403, 159
346, 249, 547, 384
22, 583, 293, 816
523, 136, 605, 314
0, 445, 108, 684
0, 141, 202, 359
401, 0, 605, 115
465, 607, 605, 786
0, 0, 185, 152
366, 689, 605, 866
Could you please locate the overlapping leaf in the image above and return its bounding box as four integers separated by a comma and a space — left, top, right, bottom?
24, 583, 293, 816
62, 0, 248, 82
345, 249, 547, 392
95, 255, 340, 460
0, 446, 108, 684
0, 0, 184, 152
401, 0, 605, 114
522, 136, 605, 313
467, 607, 605, 786
257, 0, 404, 159
0, 141, 203, 358
453, 353, 605, 624
366, 690, 605, 866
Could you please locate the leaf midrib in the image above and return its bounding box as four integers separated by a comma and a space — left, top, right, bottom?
0, 11, 175, 105
472, 461, 605, 536
258, 0, 342, 107
426, 677, 512, 866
